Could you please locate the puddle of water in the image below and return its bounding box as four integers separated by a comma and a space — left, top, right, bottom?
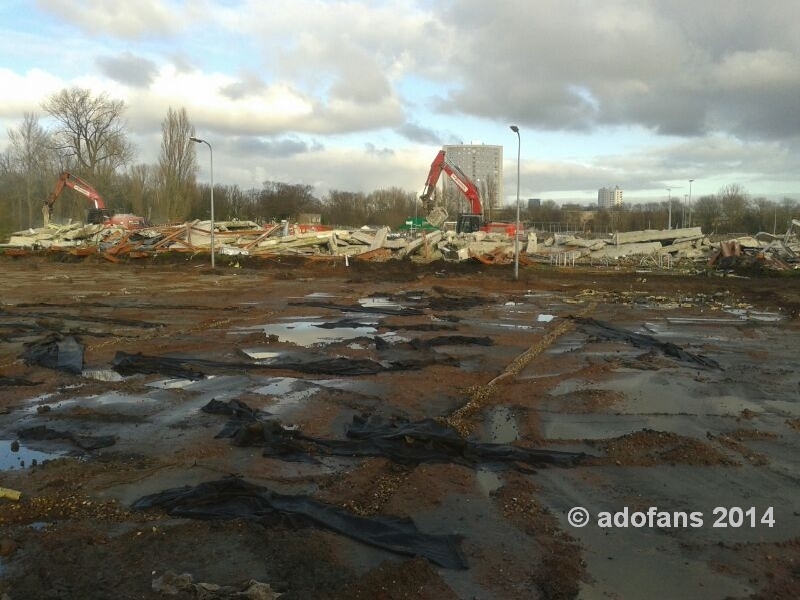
481, 321, 535, 331
252, 377, 303, 396
545, 338, 585, 354
241, 349, 283, 360
146, 378, 197, 389
242, 321, 377, 347
485, 406, 520, 443
252, 377, 320, 415
552, 372, 764, 417
1, 439, 66, 471
537, 314, 555, 323
358, 296, 402, 309
476, 467, 503, 496
723, 309, 784, 322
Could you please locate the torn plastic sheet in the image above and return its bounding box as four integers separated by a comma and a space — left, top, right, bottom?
206, 402, 586, 468
374, 335, 493, 351
288, 300, 425, 316
17, 425, 116, 451
112, 350, 452, 378
0, 376, 41, 387
21, 334, 84, 374
569, 316, 722, 369
132, 477, 468, 570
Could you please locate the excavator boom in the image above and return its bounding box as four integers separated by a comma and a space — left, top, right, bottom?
43, 172, 147, 229
419, 150, 483, 232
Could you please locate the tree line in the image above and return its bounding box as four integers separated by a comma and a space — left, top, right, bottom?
0, 87, 419, 240
2, 87, 796, 240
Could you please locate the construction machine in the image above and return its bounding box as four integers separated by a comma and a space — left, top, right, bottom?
419, 150, 482, 233
43, 172, 148, 229
419, 149, 520, 236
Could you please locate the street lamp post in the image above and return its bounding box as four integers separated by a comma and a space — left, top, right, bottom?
688, 179, 694, 227
683, 194, 688, 228
190, 136, 215, 268
510, 125, 521, 280
666, 187, 672, 229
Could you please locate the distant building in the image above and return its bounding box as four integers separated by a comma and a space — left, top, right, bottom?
598, 186, 623, 208
527, 198, 542, 209
442, 144, 503, 215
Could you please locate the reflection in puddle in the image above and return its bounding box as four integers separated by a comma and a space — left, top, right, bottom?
485, 406, 520, 443
243, 321, 377, 347
253, 377, 320, 415
1, 439, 66, 471
358, 296, 402, 309
476, 467, 503, 496
723, 309, 784, 322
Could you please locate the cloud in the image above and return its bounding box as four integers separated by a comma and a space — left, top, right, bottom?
397, 121, 441, 144
437, 0, 800, 141
35, 0, 181, 38
96, 53, 159, 87
2, 0, 799, 204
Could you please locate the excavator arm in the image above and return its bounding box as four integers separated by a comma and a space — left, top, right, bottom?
419, 150, 483, 231
43, 172, 108, 226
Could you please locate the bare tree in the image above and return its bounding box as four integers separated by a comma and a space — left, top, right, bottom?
7, 112, 54, 228
718, 183, 749, 232
42, 87, 134, 181
484, 175, 498, 221
693, 195, 722, 233
158, 106, 197, 222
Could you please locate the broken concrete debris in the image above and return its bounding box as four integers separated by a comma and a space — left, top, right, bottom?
133, 477, 469, 570
4, 219, 799, 269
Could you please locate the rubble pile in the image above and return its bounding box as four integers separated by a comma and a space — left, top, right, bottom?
3, 219, 799, 269
536, 224, 800, 270
0, 220, 522, 264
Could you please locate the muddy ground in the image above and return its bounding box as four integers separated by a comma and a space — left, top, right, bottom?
1, 253, 799, 599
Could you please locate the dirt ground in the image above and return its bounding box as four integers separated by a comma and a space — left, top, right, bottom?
1, 252, 799, 599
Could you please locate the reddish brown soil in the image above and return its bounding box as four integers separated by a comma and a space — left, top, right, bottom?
1, 253, 800, 599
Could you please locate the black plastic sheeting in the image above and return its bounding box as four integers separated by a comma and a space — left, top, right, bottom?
569, 316, 722, 369
0, 376, 41, 387
17, 425, 116, 451
204, 401, 587, 469
112, 350, 453, 379
132, 477, 468, 570
21, 334, 84, 374
288, 300, 425, 317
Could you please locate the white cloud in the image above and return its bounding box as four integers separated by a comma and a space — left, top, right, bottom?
35, 0, 182, 38
0, 0, 798, 204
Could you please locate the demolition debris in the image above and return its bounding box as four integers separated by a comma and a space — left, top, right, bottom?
4, 219, 799, 268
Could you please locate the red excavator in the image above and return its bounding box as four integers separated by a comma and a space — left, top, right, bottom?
43, 172, 148, 229
419, 149, 518, 235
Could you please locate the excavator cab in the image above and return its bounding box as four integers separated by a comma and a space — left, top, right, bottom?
86, 208, 110, 225
456, 214, 482, 234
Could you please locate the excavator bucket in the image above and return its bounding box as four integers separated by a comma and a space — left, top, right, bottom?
425, 206, 448, 228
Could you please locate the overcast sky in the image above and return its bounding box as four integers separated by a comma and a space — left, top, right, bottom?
2, 0, 799, 205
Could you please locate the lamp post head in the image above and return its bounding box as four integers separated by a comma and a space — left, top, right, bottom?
189, 136, 210, 147
510, 125, 519, 133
